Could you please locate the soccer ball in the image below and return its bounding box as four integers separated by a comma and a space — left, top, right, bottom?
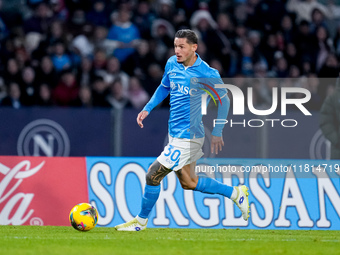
69, 203, 98, 231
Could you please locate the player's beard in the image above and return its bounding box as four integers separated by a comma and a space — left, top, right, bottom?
177, 52, 195, 66
176, 56, 184, 63
176, 56, 188, 65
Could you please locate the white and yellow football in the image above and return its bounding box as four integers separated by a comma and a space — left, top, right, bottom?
69, 203, 98, 231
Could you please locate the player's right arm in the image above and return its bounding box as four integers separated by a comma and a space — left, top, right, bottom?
137, 85, 170, 128
137, 59, 172, 128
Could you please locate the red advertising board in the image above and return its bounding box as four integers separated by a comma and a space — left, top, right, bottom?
0, 156, 88, 226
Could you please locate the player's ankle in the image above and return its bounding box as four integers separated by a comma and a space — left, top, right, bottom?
230, 187, 237, 200
136, 215, 148, 225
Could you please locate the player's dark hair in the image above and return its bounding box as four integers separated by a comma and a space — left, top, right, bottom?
175, 29, 198, 44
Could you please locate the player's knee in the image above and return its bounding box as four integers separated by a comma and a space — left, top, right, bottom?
145, 162, 162, 186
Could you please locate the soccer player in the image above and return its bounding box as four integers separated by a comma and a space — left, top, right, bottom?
115, 29, 250, 231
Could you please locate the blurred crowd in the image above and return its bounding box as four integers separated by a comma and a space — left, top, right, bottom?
0, 0, 340, 111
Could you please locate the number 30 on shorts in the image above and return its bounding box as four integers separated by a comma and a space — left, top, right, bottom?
164, 145, 181, 162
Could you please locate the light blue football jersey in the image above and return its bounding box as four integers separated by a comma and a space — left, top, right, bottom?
161, 54, 227, 139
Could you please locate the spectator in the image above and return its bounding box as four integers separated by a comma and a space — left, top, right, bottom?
50, 0, 68, 21
15, 47, 30, 70
36, 56, 58, 88
172, 8, 189, 31
204, 14, 233, 72
238, 0, 260, 26
122, 40, 157, 79
144, 63, 163, 97
273, 56, 289, 78
127, 76, 149, 110
250, 0, 286, 32
151, 19, 175, 63
86, 0, 110, 27
209, 58, 228, 77
133, 1, 156, 39
106, 79, 132, 109
20, 66, 38, 105
73, 86, 93, 107
52, 70, 79, 106
1, 82, 23, 109
3, 58, 21, 84
280, 14, 296, 44
93, 25, 108, 49
301, 58, 315, 75
24, 2, 53, 34
97, 56, 129, 96
318, 53, 339, 78
67, 9, 87, 36
216, 12, 235, 41
286, 0, 330, 23
70, 34, 94, 65
92, 48, 107, 71
310, 8, 328, 34
91, 76, 110, 107
0, 39, 16, 67
190, 9, 217, 45
233, 23, 248, 51
260, 33, 279, 70
237, 40, 260, 76
106, 9, 140, 63
288, 65, 301, 78
315, 26, 333, 72
51, 41, 72, 72
0, 0, 8, 41
76, 56, 96, 87
195, 40, 209, 64
24, 32, 42, 61
253, 61, 268, 78
36, 83, 53, 106
284, 42, 300, 68
294, 20, 318, 69
157, 0, 175, 22
45, 20, 66, 47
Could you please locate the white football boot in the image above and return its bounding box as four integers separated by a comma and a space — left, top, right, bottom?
115, 217, 148, 231
233, 185, 250, 221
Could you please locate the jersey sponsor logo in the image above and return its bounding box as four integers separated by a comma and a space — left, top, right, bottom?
170, 80, 190, 95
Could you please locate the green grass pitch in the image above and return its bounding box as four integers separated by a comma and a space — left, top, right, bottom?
0, 226, 339, 255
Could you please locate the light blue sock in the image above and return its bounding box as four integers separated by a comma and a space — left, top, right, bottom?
138, 184, 160, 219
194, 177, 234, 198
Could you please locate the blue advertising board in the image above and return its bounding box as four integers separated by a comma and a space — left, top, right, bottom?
86, 157, 340, 230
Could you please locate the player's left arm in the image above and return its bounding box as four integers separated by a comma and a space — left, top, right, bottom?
209, 72, 230, 154
211, 94, 230, 154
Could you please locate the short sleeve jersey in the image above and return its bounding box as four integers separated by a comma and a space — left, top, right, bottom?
161, 54, 227, 139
